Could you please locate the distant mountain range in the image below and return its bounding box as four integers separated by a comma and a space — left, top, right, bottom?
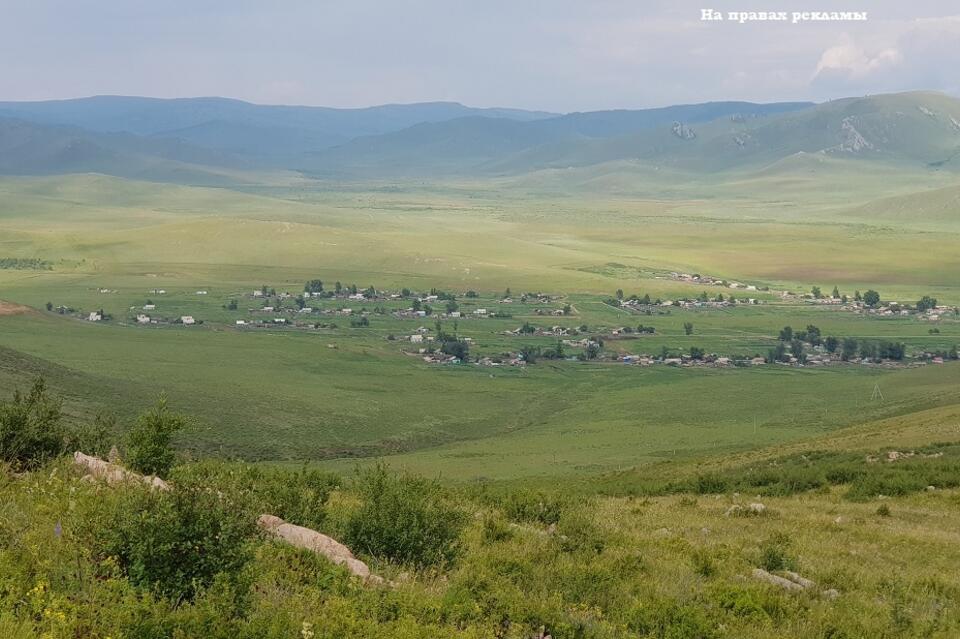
1, 92, 959, 183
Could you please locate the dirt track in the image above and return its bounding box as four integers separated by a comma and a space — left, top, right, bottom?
0, 300, 31, 316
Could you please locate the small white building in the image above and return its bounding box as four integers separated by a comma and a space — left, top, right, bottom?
88, 312, 102, 322
473, 308, 488, 316
136, 314, 151, 324
410, 334, 424, 343
143, 304, 156, 310
180, 316, 196, 325
235, 320, 246, 326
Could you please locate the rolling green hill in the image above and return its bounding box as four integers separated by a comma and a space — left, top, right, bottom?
0, 96, 556, 162
3, 92, 958, 181
310, 91, 960, 177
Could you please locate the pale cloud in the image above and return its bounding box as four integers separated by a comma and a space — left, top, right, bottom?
815, 44, 902, 78
812, 15, 960, 95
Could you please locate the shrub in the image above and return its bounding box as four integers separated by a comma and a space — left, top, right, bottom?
126, 396, 187, 478
758, 533, 797, 572
690, 547, 716, 577
345, 463, 465, 568
501, 489, 566, 525
876, 504, 891, 517
86, 480, 257, 603
173, 461, 339, 530
0, 378, 65, 470
555, 510, 606, 554
64, 410, 116, 458
480, 514, 514, 544
627, 597, 718, 639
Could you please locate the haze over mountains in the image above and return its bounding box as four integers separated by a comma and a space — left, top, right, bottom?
1, 91, 959, 183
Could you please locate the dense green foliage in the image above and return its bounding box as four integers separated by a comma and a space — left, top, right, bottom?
599, 445, 960, 501
172, 461, 340, 530
126, 396, 187, 478
83, 480, 257, 602
0, 378, 65, 470
345, 463, 466, 568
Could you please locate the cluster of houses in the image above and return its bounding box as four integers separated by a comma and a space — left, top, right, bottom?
664, 271, 765, 292
617, 296, 761, 313
831, 300, 958, 321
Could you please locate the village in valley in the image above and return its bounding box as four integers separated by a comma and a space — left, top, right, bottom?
49, 272, 960, 372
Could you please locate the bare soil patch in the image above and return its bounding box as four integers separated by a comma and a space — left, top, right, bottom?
0, 300, 32, 316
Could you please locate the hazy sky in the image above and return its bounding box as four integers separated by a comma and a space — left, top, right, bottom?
2, 1, 959, 111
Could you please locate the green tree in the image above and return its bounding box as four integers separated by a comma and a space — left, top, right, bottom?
126, 396, 187, 479
683, 322, 694, 335
841, 337, 858, 361
767, 342, 787, 363
778, 326, 793, 342
790, 339, 806, 364
824, 336, 839, 353
811, 286, 822, 299
863, 290, 881, 307
832, 286, 840, 299
916, 295, 938, 312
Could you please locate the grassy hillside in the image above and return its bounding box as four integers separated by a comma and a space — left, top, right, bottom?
2, 397, 959, 638
300, 92, 960, 177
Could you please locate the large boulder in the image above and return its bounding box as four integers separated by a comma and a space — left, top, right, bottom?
257, 514, 380, 583
73, 451, 169, 490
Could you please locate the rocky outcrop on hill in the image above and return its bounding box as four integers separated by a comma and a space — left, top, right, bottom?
73, 451, 170, 490
671, 121, 696, 140
257, 514, 383, 584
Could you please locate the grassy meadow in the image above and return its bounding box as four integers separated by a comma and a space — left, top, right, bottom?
1, 165, 959, 479
1, 157, 959, 638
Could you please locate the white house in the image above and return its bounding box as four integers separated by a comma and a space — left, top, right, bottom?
410, 334, 424, 343
180, 316, 196, 325
474, 308, 488, 316
136, 314, 151, 324
235, 320, 246, 326
88, 312, 102, 322
143, 304, 156, 310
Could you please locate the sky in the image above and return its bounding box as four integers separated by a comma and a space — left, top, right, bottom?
2, 0, 959, 112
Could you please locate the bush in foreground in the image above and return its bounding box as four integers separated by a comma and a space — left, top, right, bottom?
85, 480, 257, 603
345, 463, 465, 568
126, 395, 187, 478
